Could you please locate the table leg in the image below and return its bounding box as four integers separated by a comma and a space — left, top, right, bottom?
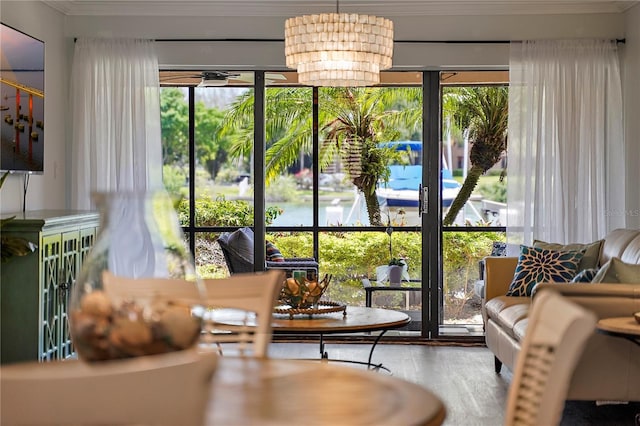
310, 331, 390, 373
367, 330, 388, 371
318, 334, 328, 359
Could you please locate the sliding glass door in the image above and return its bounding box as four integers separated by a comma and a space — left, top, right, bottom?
159, 69, 507, 340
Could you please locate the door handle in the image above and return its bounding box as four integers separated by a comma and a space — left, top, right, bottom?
419, 185, 428, 216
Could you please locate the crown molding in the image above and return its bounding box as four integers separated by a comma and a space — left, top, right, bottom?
41, 0, 638, 17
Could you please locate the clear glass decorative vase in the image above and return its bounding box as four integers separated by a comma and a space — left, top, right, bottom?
70, 191, 204, 362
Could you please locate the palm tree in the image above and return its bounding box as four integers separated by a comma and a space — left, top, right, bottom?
443, 87, 508, 226
219, 86, 421, 226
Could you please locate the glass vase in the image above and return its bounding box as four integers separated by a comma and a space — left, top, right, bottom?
70, 191, 204, 362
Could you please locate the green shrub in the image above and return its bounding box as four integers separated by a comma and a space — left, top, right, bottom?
269, 230, 503, 314
176, 195, 282, 229
442, 231, 505, 319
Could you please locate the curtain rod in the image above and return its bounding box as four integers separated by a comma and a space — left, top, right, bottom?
154, 38, 625, 44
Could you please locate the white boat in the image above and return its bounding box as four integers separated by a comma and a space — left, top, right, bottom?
376, 141, 462, 208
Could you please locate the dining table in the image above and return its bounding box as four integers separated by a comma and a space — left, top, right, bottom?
206, 356, 447, 426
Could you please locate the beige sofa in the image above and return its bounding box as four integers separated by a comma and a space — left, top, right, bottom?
482, 228, 640, 402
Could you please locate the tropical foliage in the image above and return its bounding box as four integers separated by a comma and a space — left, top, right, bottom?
442, 86, 509, 225
218, 87, 422, 225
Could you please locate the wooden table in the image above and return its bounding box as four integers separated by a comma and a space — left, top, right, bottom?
596, 316, 640, 346
271, 306, 411, 371
213, 306, 410, 372
207, 357, 446, 426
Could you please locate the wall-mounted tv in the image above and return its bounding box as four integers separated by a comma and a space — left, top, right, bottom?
0, 23, 45, 174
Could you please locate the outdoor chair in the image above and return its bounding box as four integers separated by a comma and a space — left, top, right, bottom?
504, 289, 597, 426
217, 227, 318, 279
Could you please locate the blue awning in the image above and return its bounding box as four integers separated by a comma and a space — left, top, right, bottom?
378, 141, 422, 151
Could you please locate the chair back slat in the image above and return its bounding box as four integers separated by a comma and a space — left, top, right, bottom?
201, 270, 285, 357
504, 290, 596, 426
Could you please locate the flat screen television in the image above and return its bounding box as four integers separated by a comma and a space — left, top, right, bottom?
0, 23, 45, 174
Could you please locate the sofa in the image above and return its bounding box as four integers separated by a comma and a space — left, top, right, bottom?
482, 228, 640, 402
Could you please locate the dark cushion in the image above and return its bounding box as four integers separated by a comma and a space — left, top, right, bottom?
226, 227, 254, 263
218, 227, 254, 273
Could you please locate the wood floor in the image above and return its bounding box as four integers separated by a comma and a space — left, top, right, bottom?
269, 341, 640, 426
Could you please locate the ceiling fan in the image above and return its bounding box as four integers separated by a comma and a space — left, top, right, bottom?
197, 71, 240, 87
160, 70, 288, 86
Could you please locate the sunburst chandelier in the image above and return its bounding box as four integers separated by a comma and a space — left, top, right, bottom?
284, 1, 394, 87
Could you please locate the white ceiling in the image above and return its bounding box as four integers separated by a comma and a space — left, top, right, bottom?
41, 0, 639, 17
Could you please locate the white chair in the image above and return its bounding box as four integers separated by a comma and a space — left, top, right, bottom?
200, 269, 285, 357
0, 349, 218, 426
504, 289, 597, 426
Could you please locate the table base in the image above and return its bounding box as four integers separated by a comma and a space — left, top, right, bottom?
313, 330, 391, 373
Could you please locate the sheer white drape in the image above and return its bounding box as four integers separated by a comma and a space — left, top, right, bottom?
507, 39, 625, 245
71, 38, 163, 210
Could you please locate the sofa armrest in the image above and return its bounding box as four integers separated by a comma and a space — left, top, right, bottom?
534, 283, 640, 319
483, 256, 519, 302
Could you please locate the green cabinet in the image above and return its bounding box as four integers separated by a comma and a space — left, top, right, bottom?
1, 210, 99, 364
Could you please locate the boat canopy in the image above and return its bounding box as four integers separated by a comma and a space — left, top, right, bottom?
378, 140, 422, 151
383, 165, 459, 190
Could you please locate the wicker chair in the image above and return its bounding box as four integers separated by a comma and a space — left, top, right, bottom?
504, 289, 597, 426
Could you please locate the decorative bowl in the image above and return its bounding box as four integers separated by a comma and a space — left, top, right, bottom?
634, 312, 640, 324
279, 274, 332, 309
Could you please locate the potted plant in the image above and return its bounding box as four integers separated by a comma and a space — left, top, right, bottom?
387, 257, 407, 287
374, 225, 409, 286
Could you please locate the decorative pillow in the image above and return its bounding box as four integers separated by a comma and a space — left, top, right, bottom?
266, 240, 285, 262
592, 257, 640, 283
533, 239, 603, 272
506, 245, 586, 297
226, 227, 254, 262
570, 268, 599, 283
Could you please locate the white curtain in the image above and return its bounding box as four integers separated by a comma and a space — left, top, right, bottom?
507, 39, 625, 245
71, 38, 163, 210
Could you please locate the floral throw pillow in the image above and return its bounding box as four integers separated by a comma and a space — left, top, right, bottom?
506, 245, 586, 297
